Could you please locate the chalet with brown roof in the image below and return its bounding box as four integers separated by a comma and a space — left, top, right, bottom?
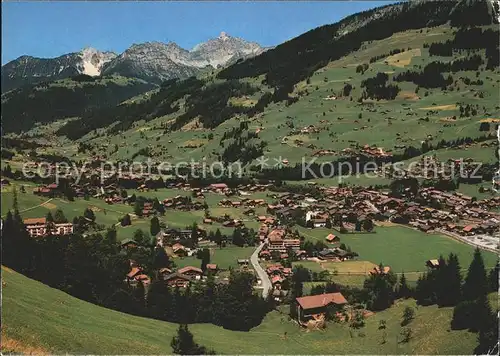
318, 248, 354, 261
163, 272, 192, 288
312, 218, 327, 228
177, 266, 203, 279
125, 266, 151, 287
296, 292, 348, 322
172, 243, 187, 257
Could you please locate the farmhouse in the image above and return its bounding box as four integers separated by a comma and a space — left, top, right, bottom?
318, 248, 355, 261
172, 243, 188, 257
312, 218, 327, 228
325, 233, 339, 243
426, 259, 441, 269
296, 292, 348, 323
177, 266, 203, 279
163, 272, 192, 288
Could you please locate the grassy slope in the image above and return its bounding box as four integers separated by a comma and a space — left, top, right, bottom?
3, 265, 493, 355
53, 25, 498, 170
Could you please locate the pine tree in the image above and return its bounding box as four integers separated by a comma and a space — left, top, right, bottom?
214, 228, 223, 248
398, 272, 411, 299
12, 186, 19, 211
83, 208, 95, 222
105, 226, 117, 245
134, 201, 142, 217
442, 253, 462, 306
121, 214, 131, 226
474, 296, 499, 354
190, 222, 199, 248
462, 248, 488, 302
150, 216, 161, 236
199, 248, 210, 272
488, 262, 499, 292
53, 209, 67, 223
153, 246, 170, 270
171, 324, 215, 355
46, 211, 54, 222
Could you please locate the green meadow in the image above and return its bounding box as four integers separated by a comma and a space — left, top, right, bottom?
3, 265, 495, 355
297, 226, 499, 273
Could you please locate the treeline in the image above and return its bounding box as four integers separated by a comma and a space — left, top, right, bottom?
171, 80, 258, 130
218, 1, 487, 103
360, 72, 400, 100
221, 139, 266, 165
219, 121, 267, 164
57, 77, 203, 140
148, 270, 271, 330
1, 137, 44, 150
369, 48, 408, 63
415, 250, 499, 354
2, 78, 154, 133
394, 55, 484, 88
427, 27, 499, 70
393, 62, 451, 89
2, 203, 272, 332
428, 28, 499, 56
448, 0, 495, 27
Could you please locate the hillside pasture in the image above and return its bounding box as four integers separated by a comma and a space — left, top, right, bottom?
2, 266, 492, 355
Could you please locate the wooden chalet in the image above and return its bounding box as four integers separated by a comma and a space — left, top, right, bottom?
296, 292, 348, 323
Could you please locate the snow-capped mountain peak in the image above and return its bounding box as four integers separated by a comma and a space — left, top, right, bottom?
78, 47, 117, 76
1, 33, 264, 90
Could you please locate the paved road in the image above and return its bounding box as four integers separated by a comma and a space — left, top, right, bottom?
436, 229, 499, 254
251, 240, 271, 299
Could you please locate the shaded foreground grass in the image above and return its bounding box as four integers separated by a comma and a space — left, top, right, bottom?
2, 266, 489, 355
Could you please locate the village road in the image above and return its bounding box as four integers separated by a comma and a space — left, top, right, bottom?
251, 240, 271, 299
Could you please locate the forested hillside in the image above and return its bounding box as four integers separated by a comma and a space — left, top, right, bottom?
1, 75, 155, 133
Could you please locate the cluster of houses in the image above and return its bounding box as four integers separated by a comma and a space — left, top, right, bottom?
359, 144, 393, 158
262, 186, 499, 242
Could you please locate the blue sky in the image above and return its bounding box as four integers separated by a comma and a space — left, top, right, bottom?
2, 1, 390, 64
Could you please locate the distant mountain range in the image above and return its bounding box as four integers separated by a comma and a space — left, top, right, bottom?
1, 32, 267, 92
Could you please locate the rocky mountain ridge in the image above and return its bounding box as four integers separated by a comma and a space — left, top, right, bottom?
1, 32, 265, 91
